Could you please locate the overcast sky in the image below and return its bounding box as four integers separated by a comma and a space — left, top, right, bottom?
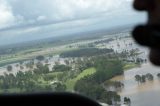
0, 0, 147, 45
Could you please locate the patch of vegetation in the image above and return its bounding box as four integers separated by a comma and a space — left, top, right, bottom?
60, 48, 114, 58
135, 73, 154, 84
0, 64, 67, 93
123, 63, 140, 71
7, 65, 13, 72
74, 57, 124, 105
157, 73, 160, 79
36, 55, 45, 61
94, 38, 114, 45
65, 68, 96, 90
53, 65, 72, 72
104, 81, 124, 91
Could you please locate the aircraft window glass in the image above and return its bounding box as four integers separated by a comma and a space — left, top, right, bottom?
0, 0, 158, 106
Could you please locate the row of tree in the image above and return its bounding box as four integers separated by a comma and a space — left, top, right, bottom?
103, 81, 124, 92
135, 73, 154, 84
0, 63, 67, 93
60, 48, 114, 58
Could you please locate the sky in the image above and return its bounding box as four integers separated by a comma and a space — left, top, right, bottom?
0, 0, 147, 45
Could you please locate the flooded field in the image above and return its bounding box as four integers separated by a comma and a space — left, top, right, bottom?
112, 63, 160, 106
1, 34, 160, 105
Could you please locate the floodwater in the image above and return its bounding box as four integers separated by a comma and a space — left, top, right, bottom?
108, 36, 160, 105
1, 35, 160, 105
111, 63, 160, 106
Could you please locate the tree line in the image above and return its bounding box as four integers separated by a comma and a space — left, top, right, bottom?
135, 73, 154, 84
0, 64, 67, 93
60, 48, 114, 58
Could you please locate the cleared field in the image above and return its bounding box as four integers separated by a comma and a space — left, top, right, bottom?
65, 67, 96, 91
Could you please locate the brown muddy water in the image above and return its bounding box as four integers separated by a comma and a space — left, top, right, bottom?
111, 63, 160, 106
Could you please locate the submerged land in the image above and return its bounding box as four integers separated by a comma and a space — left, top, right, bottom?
0, 28, 157, 106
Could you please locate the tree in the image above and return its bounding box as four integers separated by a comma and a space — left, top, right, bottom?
53, 65, 71, 72
146, 73, 154, 81
64, 60, 70, 66
8, 73, 16, 87
104, 81, 124, 91
60, 48, 113, 58
124, 97, 131, 106
25, 80, 36, 92
54, 61, 60, 65
25, 71, 33, 78
135, 75, 141, 84
93, 58, 123, 83
20, 65, 24, 70
141, 75, 146, 83
54, 83, 66, 92
157, 73, 160, 79
36, 62, 43, 69
36, 55, 45, 61
100, 91, 120, 105
136, 58, 144, 64
74, 75, 121, 104
16, 64, 19, 68
42, 65, 50, 74
25, 61, 34, 69
7, 65, 12, 72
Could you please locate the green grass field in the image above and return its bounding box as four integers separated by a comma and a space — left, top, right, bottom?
123, 63, 140, 71
65, 67, 96, 91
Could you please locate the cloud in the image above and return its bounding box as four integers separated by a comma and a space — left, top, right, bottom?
0, 0, 134, 29
0, 0, 16, 29
37, 16, 47, 21
0, 0, 147, 45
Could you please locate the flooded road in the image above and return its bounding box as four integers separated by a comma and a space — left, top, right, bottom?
112, 63, 160, 106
